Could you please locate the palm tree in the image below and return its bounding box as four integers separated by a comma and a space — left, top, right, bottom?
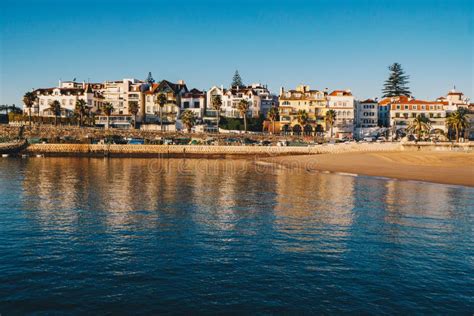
49, 100, 61, 126
296, 109, 309, 128
446, 108, 470, 142
267, 106, 279, 134
23, 91, 37, 126
211, 95, 222, 133
74, 99, 88, 127
155, 93, 167, 132
101, 102, 114, 129
87, 110, 95, 127
128, 101, 139, 129
407, 114, 431, 141
237, 99, 249, 132
325, 109, 337, 139
181, 110, 196, 133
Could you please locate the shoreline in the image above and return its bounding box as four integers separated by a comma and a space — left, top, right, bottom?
263, 151, 474, 187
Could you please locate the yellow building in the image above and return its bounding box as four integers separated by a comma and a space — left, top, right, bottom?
278, 85, 327, 135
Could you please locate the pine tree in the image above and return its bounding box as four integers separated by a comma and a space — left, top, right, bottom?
145, 72, 155, 85
382, 63, 411, 97
231, 70, 244, 88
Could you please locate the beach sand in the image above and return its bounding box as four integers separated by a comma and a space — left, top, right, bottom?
264, 151, 474, 187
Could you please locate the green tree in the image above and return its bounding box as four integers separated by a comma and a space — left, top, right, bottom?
296, 109, 309, 127
382, 62, 411, 97
446, 108, 470, 142
231, 70, 244, 88
180, 110, 196, 133
0, 105, 8, 116
325, 109, 337, 139
237, 99, 249, 132
407, 114, 431, 141
155, 93, 167, 132
145, 72, 155, 85
267, 106, 279, 134
211, 94, 222, 132
74, 99, 88, 127
49, 100, 62, 126
101, 102, 114, 129
128, 101, 139, 129
9, 104, 22, 114
23, 91, 37, 126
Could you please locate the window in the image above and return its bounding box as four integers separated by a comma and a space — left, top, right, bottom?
397, 105, 401, 110
429, 113, 434, 118
69, 99, 73, 105
183, 101, 190, 108
396, 113, 400, 118
194, 101, 200, 108
61, 99, 66, 105
413, 105, 417, 110
404, 105, 408, 110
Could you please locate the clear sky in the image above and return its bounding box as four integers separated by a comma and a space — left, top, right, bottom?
0, 0, 472, 106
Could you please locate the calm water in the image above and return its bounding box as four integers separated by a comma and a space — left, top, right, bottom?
0, 158, 473, 314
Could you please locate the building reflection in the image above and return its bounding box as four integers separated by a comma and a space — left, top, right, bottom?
384, 180, 457, 231
272, 167, 355, 253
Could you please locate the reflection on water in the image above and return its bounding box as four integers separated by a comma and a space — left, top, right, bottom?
0, 157, 473, 314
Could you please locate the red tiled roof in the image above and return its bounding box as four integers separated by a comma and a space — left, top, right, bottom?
392, 98, 444, 105
329, 90, 352, 96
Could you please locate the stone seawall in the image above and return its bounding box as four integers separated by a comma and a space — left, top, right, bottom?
24, 143, 403, 157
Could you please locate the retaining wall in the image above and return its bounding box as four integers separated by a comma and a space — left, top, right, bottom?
24, 143, 403, 157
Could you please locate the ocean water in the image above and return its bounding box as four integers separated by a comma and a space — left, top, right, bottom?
0, 158, 473, 314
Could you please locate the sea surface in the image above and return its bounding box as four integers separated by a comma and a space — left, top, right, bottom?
0, 157, 473, 314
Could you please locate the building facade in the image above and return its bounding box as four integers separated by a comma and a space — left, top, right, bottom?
207, 83, 276, 119
389, 96, 446, 134
278, 85, 327, 135
33, 81, 102, 118
327, 90, 355, 139
180, 89, 207, 119
144, 80, 189, 124
355, 99, 378, 128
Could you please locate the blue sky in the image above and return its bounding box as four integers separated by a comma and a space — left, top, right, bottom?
0, 0, 472, 106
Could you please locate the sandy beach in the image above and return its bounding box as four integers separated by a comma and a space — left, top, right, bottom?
264, 151, 474, 187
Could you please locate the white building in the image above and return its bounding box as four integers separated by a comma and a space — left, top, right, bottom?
355, 99, 378, 128
143, 80, 188, 124
207, 83, 276, 119
180, 88, 206, 119
33, 81, 102, 118
327, 90, 355, 139
99, 78, 145, 116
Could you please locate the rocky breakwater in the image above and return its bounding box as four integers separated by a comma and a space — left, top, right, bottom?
0, 140, 28, 155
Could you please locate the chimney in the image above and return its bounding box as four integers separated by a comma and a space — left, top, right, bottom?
177, 80, 185, 85
279, 86, 284, 96
220, 85, 224, 91
58, 79, 62, 88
